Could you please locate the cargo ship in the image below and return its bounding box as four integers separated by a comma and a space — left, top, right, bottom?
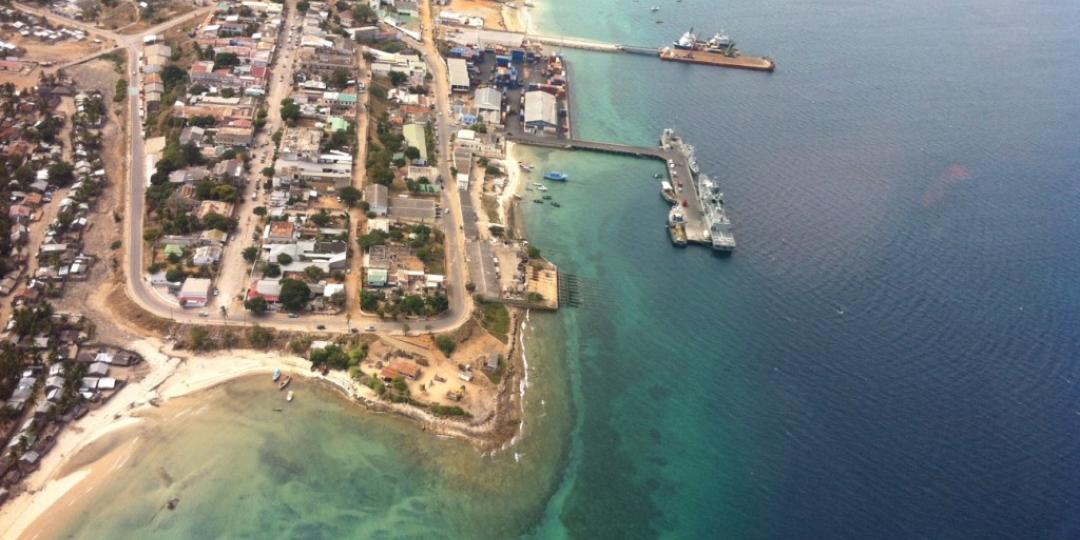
660, 28, 775, 72
698, 174, 736, 252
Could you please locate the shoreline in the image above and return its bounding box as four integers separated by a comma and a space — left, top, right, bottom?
0, 316, 529, 539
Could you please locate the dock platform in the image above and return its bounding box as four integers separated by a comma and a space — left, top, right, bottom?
507, 133, 711, 245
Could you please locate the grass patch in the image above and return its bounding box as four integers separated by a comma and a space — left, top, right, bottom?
476, 299, 510, 343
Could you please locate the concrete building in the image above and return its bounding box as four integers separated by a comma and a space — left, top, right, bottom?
365, 184, 388, 216
524, 91, 558, 134
177, 278, 212, 307
447, 57, 471, 93
474, 87, 502, 126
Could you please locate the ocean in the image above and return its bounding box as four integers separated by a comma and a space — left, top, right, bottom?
52, 0, 1080, 538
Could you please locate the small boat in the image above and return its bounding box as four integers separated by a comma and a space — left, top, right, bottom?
653, 173, 662, 179
272, 368, 281, 382
519, 162, 535, 172
536, 185, 548, 192
543, 171, 568, 181
551, 202, 561, 207
533, 199, 544, 204
286, 391, 294, 402
651, 6, 660, 12
542, 195, 552, 200
278, 375, 292, 390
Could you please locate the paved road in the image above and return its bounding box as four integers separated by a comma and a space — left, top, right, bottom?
13, 1, 479, 336
113, 2, 477, 335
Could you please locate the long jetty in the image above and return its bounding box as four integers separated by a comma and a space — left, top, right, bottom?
517, 33, 774, 71
507, 133, 710, 244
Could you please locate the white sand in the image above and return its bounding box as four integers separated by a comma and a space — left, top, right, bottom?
0, 339, 368, 540
499, 141, 525, 224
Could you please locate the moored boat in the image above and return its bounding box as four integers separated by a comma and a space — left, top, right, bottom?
660, 180, 677, 204
278, 375, 292, 390
286, 391, 294, 402
544, 171, 568, 181
272, 368, 281, 382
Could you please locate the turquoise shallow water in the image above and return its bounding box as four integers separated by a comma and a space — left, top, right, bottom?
50, 0, 1080, 537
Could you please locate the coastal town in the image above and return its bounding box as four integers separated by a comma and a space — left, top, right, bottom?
0, 0, 761, 528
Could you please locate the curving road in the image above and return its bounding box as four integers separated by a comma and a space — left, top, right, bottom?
113, 2, 474, 335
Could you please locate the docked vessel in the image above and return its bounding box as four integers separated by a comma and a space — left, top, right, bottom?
544, 171, 568, 181
698, 174, 736, 252
660, 180, 677, 204
667, 205, 688, 246
286, 391, 294, 402
519, 162, 534, 172
661, 28, 775, 72
278, 375, 292, 390
272, 368, 281, 382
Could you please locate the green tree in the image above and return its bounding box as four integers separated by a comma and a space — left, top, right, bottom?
244, 296, 268, 314
389, 71, 407, 86
401, 295, 425, 315
165, 267, 186, 283
213, 52, 240, 69
404, 146, 420, 161
297, 0, 310, 12
263, 263, 281, 278
279, 279, 311, 311
246, 325, 273, 348
331, 67, 350, 88
280, 98, 300, 123
47, 162, 74, 186
303, 266, 325, 282
277, 253, 293, 266
338, 186, 361, 207
527, 245, 541, 259
435, 335, 456, 357
242, 246, 259, 262
188, 327, 211, 351
360, 290, 380, 311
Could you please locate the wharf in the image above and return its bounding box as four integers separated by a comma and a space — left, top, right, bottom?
507, 133, 711, 245
513, 33, 774, 72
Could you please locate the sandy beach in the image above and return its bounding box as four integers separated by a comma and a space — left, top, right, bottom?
499, 141, 526, 224
0, 340, 357, 540
0, 324, 526, 540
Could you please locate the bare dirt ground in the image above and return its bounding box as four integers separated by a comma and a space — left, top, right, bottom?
52, 59, 133, 345
446, 0, 504, 29
0, 33, 108, 64
98, 1, 139, 31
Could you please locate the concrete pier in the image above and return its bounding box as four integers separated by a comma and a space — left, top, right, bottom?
506, 133, 711, 244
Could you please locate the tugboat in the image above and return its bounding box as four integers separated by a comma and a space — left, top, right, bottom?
660, 180, 678, 204
668, 205, 688, 247
543, 171, 568, 181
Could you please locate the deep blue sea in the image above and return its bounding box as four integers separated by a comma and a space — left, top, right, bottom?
521, 0, 1080, 538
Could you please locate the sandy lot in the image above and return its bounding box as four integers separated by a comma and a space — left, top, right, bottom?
1, 32, 108, 64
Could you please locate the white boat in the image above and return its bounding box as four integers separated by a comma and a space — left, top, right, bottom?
272, 368, 281, 382
536, 185, 548, 192
286, 391, 294, 402
651, 6, 660, 12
